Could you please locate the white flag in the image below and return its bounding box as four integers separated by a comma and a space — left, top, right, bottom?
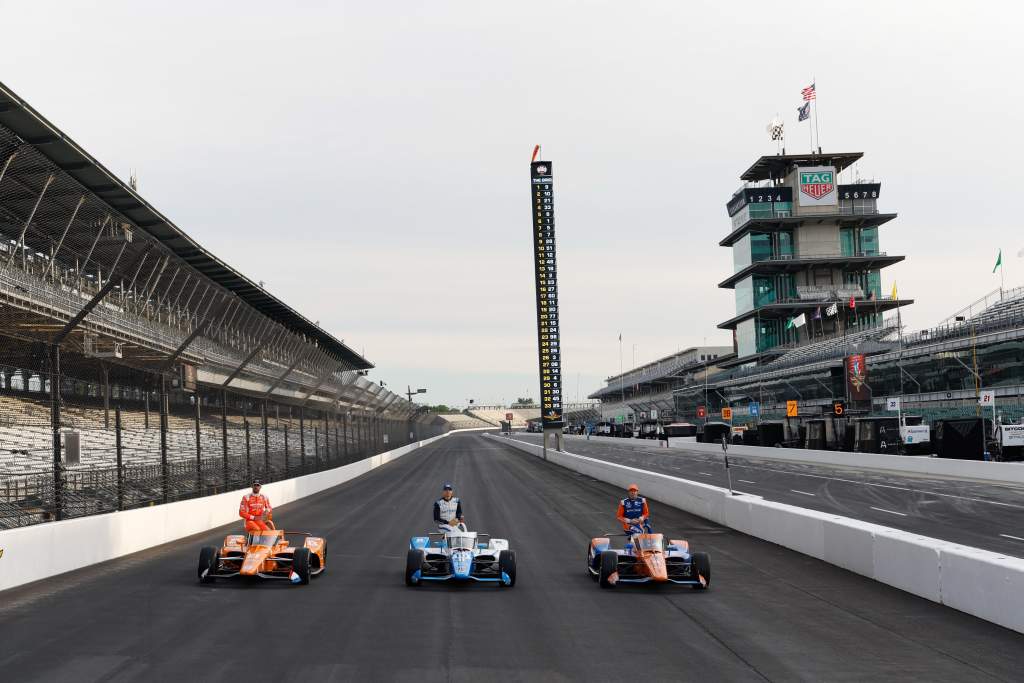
793, 313, 807, 328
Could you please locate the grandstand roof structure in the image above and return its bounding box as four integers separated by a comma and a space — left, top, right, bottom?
0, 80, 367, 369
739, 152, 863, 182
589, 347, 734, 401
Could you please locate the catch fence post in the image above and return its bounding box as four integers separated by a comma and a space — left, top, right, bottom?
299, 407, 306, 471
284, 422, 290, 476
262, 401, 269, 479
115, 405, 124, 511
159, 373, 168, 503
221, 390, 228, 490
195, 394, 202, 494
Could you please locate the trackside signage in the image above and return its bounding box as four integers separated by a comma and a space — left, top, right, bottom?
797, 165, 837, 207
531, 160, 564, 429
1001, 424, 1024, 447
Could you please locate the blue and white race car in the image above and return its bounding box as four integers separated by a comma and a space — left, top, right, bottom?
405, 525, 516, 587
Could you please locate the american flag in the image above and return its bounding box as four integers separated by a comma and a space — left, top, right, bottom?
802, 83, 817, 101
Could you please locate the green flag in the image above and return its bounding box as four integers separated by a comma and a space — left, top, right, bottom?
993, 249, 1002, 273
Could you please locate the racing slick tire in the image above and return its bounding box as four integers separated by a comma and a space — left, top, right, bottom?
293, 547, 312, 585
598, 550, 618, 589
198, 546, 219, 584
587, 546, 598, 581
691, 551, 711, 590
405, 549, 425, 587
498, 550, 517, 588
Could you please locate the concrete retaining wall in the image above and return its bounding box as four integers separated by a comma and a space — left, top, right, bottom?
562, 434, 1024, 485
489, 434, 1024, 634
0, 434, 448, 593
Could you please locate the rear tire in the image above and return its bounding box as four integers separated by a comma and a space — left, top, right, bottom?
598, 550, 618, 589
691, 551, 711, 589
198, 546, 219, 584
293, 547, 311, 585
498, 550, 516, 587
405, 549, 424, 586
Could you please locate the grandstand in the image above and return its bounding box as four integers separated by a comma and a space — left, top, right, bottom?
671, 285, 1024, 426
0, 81, 447, 527
435, 413, 493, 430
467, 406, 539, 428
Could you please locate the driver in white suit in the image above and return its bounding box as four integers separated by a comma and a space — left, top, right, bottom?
433, 482, 465, 532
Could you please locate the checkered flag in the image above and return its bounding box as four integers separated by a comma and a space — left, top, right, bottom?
766, 118, 784, 141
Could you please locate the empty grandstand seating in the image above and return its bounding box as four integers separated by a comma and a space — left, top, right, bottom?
436, 414, 492, 430
467, 407, 539, 428
0, 393, 356, 474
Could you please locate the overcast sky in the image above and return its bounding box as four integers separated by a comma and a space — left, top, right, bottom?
2, 1, 1022, 406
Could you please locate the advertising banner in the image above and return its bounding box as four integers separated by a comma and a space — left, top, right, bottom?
531, 160, 563, 428
846, 354, 869, 402
900, 425, 930, 445
797, 165, 837, 207
1000, 424, 1024, 447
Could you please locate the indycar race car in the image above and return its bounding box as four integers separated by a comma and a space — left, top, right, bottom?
587, 532, 710, 589
405, 526, 516, 587
197, 529, 326, 585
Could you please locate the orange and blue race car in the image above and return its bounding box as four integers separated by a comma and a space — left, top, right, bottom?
197, 529, 326, 585
586, 531, 710, 589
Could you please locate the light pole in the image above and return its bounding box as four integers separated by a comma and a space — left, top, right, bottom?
407, 385, 427, 403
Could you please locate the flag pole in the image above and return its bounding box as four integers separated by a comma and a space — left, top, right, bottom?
619, 333, 624, 424
896, 284, 904, 429
812, 77, 821, 153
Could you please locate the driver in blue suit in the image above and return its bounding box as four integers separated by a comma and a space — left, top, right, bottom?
433, 482, 464, 531
616, 483, 652, 536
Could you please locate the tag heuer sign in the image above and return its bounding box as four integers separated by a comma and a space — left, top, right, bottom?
797, 165, 837, 207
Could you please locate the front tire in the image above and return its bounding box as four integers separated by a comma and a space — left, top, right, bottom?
198, 546, 219, 584
598, 550, 618, 589
406, 549, 424, 586
293, 547, 311, 585
691, 551, 711, 589
498, 550, 516, 587
587, 546, 598, 581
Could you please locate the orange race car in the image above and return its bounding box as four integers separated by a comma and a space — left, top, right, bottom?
586, 532, 710, 589
197, 529, 326, 585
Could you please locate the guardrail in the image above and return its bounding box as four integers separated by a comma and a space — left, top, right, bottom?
0, 432, 450, 593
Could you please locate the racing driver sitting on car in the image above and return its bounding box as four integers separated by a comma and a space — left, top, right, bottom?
616, 483, 652, 536
433, 482, 465, 532
239, 479, 275, 533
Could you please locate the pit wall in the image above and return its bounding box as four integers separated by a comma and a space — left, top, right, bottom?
488, 434, 1024, 634
563, 434, 1024, 486
0, 433, 450, 593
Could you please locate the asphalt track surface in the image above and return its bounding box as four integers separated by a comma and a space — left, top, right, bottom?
518, 433, 1024, 559
1, 432, 1022, 682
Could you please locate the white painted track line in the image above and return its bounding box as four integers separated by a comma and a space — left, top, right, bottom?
870, 506, 908, 517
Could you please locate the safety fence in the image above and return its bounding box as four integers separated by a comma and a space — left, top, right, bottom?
0, 354, 446, 529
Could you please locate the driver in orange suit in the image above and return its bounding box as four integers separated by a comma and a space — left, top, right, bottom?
239, 480, 275, 533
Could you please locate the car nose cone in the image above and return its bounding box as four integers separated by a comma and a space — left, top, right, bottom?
451, 549, 472, 578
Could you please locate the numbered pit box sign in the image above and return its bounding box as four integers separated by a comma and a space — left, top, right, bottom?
886, 397, 900, 412
832, 400, 846, 416
786, 400, 798, 417
696, 406, 706, 419
748, 402, 760, 417
979, 390, 995, 406
721, 407, 733, 421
